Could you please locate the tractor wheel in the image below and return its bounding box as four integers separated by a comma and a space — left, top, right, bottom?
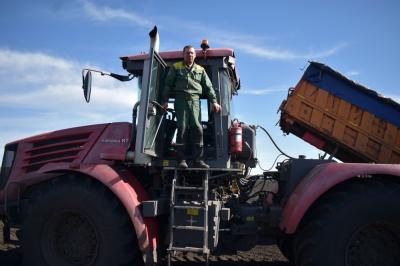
294, 179, 400, 266
276, 234, 294, 263
21, 176, 143, 266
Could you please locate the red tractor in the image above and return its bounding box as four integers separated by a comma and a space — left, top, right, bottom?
1, 26, 399, 266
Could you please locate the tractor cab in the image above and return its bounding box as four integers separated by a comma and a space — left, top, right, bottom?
121, 40, 241, 168
82, 27, 256, 170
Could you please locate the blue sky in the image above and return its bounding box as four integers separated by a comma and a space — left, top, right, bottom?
1, 0, 399, 171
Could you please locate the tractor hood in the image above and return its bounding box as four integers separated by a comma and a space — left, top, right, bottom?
5, 122, 132, 178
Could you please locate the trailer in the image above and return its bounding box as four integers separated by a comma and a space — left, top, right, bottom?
280, 61, 400, 163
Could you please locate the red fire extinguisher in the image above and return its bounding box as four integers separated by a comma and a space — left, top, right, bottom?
230, 119, 243, 153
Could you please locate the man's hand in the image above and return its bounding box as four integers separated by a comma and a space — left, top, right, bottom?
212, 102, 221, 113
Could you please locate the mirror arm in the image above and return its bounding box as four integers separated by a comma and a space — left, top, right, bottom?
83, 68, 133, 82
109, 73, 134, 82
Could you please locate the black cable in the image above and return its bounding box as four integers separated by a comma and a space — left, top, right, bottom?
244, 141, 253, 165
256, 125, 295, 159
268, 153, 285, 171
257, 153, 285, 172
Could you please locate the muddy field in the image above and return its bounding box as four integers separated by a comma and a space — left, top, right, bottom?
0, 223, 290, 266
0, 223, 19, 266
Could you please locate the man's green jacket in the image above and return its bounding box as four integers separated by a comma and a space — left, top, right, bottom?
162, 61, 218, 103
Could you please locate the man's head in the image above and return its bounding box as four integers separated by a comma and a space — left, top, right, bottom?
183, 45, 196, 67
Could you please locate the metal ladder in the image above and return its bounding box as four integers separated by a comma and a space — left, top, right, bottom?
167, 168, 210, 266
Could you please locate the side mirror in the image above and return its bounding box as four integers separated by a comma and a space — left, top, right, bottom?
82, 70, 92, 103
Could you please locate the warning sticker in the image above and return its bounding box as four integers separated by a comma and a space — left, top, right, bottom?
186, 208, 199, 216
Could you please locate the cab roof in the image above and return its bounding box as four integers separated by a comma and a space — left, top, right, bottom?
121, 48, 235, 61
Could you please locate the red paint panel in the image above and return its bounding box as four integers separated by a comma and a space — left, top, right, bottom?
122, 48, 234, 61
84, 122, 132, 164
78, 165, 158, 259
302, 131, 325, 149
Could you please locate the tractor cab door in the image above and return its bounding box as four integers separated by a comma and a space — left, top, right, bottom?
134, 46, 167, 165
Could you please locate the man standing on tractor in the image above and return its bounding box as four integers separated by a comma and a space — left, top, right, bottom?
162, 45, 221, 169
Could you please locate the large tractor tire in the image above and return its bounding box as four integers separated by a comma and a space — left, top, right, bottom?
294, 179, 400, 266
276, 234, 294, 263
21, 175, 143, 266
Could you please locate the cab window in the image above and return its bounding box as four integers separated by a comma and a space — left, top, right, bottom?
219, 69, 232, 116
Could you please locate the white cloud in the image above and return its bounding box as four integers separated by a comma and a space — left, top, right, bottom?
346, 70, 360, 77
0, 48, 136, 107
81, 1, 153, 27
240, 88, 287, 95
0, 49, 72, 71
0, 49, 76, 85
0, 83, 135, 110
157, 18, 347, 61
195, 27, 346, 61
225, 41, 347, 61
76, 5, 347, 62
0, 48, 138, 154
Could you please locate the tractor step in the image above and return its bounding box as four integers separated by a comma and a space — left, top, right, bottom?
172, 225, 206, 231
174, 185, 204, 191
168, 246, 209, 254
173, 205, 205, 210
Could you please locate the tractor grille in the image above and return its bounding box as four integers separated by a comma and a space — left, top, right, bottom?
23, 133, 91, 172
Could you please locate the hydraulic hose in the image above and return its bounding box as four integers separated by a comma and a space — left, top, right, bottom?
256, 125, 295, 159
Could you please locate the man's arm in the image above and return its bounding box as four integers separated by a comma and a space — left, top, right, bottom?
201, 70, 221, 112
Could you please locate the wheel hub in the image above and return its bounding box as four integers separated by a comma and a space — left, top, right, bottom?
43, 211, 99, 266
346, 223, 400, 266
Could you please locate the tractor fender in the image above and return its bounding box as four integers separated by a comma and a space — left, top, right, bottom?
280, 162, 400, 234
30, 163, 157, 263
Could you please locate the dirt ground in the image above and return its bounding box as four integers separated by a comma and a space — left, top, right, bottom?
169, 244, 291, 266
0, 222, 20, 266
0, 223, 290, 266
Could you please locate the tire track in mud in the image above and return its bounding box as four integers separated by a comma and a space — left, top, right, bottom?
170, 244, 290, 265
0, 224, 290, 266
0, 246, 290, 266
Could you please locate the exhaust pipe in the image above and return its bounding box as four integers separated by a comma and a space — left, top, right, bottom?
149, 26, 159, 53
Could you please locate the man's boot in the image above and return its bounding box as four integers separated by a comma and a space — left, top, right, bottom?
178, 160, 188, 168
193, 145, 209, 168
176, 144, 188, 168
193, 160, 209, 168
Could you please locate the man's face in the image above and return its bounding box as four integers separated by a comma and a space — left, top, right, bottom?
183, 47, 196, 66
